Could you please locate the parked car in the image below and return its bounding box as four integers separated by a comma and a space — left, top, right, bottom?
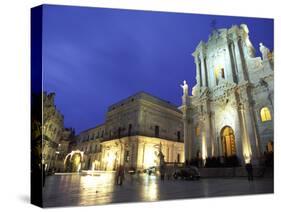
127, 167, 136, 175
173, 166, 200, 180
145, 166, 157, 175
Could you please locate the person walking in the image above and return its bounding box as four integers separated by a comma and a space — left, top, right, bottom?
115, 165, 125, 185
245, 161, 254, 181
160, 164, 165, 181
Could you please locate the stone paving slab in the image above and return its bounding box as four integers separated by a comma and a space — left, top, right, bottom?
42, 173, 273, 207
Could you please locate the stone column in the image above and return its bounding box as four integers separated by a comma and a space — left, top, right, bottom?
186, 112, 193, 160
136, 141, 145, 170
201, 99, 215, 158
232, 36, 248, 82
131, 140, 139, 170
200, 52, 207, 87
200, 119, 208, 161
181, 82, 192, 162
182, 104, 189, 161
242, 102, 260, 160
237, 102, 252, 163
226, 41, 238, 83
203, 57, 209, 87
235, 83, 260, 163
248, 104, 262, 159
195, 56, 202, 86
208, 112, 216, 157
170, 144, 174, 162
100, 147, 106, 170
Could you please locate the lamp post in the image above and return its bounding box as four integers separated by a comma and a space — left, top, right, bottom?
55, 151, 60, 173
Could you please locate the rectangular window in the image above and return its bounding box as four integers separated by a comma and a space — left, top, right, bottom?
177, 131, 181, 141
128, 124, 132, 136
118, 127, 121, 138
155, 125, 159, 138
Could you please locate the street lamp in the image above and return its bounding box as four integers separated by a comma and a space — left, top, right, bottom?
55, 151, 60, 172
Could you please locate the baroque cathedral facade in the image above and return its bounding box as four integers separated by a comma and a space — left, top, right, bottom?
182, 24, 274, 164
63, 24, 273, 172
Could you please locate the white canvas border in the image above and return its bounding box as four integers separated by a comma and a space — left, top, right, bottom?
0, 0, 279, 211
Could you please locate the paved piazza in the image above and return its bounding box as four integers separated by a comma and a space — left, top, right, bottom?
42, 172, 273, 207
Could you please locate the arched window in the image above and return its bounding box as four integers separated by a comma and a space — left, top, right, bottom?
260, 107, 272, 122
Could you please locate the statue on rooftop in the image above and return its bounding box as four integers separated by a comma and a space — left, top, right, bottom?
180, 80, 188, 96
259, 43, 270, 60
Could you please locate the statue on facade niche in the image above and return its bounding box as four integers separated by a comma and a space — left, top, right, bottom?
259, 43, 270, 60
180, 80, 188, 96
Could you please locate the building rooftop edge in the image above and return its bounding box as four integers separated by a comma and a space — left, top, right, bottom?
107, 91, 181, 112
77, 123, 105, 135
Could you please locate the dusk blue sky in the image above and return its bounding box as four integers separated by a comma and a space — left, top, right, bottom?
42, 5, 273, 134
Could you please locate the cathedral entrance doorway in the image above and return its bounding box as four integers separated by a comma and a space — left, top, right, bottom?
221, 126, 236, 157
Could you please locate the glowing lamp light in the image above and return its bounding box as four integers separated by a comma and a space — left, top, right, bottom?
91, 162, 95, 171
106, 152, 116, 167
143, 147, 157, 168
243, 151, 252, 164
202, 134, 207, 160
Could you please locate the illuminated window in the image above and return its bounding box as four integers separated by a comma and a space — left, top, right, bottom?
195, 126, 200, 137
221, 68, 225, 79
214, 65, 224, 85
260, 107, 272, 122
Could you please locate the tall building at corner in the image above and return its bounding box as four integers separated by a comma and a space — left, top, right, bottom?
182, 24, 274, 164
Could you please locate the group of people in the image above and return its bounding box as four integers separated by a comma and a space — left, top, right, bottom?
114, 161, 255, 186
115, 165, 125, 185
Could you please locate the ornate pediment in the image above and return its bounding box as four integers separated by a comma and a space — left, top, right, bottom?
211, 81, 237, 106
213, 80, 236, 96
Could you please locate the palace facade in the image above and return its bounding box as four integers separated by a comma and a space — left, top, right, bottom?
71, 92, 184, 171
